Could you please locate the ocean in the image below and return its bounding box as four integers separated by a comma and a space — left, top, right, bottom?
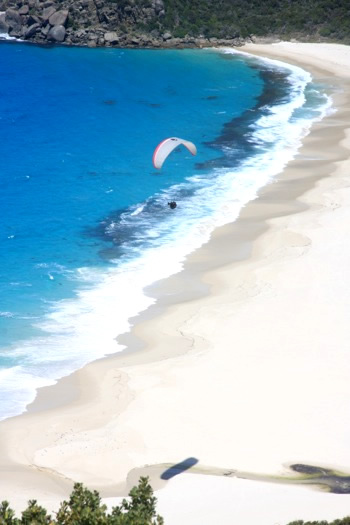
0, 41, 330, 420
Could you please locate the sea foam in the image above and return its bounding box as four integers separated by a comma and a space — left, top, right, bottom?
0, 49, 331, 421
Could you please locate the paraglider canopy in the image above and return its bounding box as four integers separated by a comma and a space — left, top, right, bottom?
152, 137, 197, 169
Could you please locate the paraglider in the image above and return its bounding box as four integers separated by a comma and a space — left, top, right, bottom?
152, 137, 197, 169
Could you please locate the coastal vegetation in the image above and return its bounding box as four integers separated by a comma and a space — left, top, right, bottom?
288, 520, 350, 525
160, 0, 350, 41
0, 477, 164, 524
1, 475, 350, 525
0, 0, 350, 47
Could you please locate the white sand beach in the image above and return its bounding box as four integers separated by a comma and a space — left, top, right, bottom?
1, 42, 350, 523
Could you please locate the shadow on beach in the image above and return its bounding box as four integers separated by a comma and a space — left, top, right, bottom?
161, 457, 199, 480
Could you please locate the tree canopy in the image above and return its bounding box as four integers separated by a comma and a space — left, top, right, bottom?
0, 477, 163, 525
2, 476, 350, 524
160, 0, 350, 41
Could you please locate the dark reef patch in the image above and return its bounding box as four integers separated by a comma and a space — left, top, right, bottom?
83, 185, 196, 261
138, 99, 162, 108
196, 59, 293, 171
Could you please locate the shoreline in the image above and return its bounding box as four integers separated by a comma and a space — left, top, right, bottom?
1, 43, 350, 522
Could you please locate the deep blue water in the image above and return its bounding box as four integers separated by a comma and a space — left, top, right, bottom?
0, 42, 329, 419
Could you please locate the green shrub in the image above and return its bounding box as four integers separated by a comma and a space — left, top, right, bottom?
0, 477, 163, 525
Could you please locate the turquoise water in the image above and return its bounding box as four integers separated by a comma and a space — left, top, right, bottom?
0, 42, 329, 419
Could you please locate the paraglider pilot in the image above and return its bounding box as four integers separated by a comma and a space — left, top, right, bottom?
168, 201, 177, 209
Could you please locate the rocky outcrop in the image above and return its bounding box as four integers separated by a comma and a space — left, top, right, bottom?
5, 7, 22, 35
104, 31, 119, 44
24, 22, 40, 38
42, 6, 56, 22
47, 24, 65, 42
0, 0, 243, 48
0, 12, 9, 33
49, 10, 68, 27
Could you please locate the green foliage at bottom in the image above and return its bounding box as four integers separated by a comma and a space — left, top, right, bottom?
287, 517, 350, 525
2, 475, 350, 525
0, 477, 163, 525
